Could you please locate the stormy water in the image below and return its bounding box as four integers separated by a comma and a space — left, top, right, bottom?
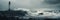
0, 0, 60, 20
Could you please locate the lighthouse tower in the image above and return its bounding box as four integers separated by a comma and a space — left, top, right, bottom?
8, 1, 11, 11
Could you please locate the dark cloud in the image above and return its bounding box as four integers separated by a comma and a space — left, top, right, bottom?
45, 0, 60, 4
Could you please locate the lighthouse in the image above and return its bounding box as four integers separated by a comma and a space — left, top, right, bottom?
8, 1, 11, 11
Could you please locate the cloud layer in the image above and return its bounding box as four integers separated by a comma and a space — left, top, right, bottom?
0, 0, 60, 10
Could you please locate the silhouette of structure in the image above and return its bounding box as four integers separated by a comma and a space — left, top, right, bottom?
8, 1, 11, 11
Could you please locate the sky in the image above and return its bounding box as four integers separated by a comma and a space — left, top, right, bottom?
0, 0, 60, 11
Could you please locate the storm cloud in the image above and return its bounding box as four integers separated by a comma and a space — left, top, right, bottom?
0, 0, 60, 11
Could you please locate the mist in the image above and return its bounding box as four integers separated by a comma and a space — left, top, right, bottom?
0, 0, 60, 11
